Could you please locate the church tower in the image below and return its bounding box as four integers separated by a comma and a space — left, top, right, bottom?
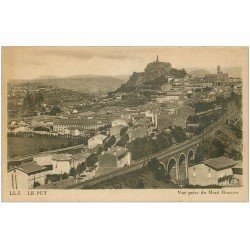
217, 65, 221, 74
156, 55, 159, 63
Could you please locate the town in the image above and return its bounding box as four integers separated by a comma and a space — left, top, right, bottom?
7, 56, 243, 189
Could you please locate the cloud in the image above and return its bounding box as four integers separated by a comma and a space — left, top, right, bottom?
34, 48, 136, 60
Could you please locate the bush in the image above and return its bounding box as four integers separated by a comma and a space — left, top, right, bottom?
86, 154, 98, 167
33, 181, 41, 188
147, 157, 167, 180
33, 126, 50, 132
62, 172, 69, 180
69, 167, 77, 177
45, 174, 61, 183
104, 136, 116, 151
170, 126, 187, 143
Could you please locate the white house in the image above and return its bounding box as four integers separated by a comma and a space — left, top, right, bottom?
34, 154, 53, 166
97, 146, 131, 169
8, 162, 53, 189
13, 126, 29, 132
64, 128, 71, 135
51, 154, 72, 174
111, 119, 128, 127
88, 134, 108, 149
10, 121, 17, 126
72, 129, 81, 136
188, 156, 237, 187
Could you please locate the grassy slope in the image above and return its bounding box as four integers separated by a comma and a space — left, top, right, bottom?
87, 167, 179, 189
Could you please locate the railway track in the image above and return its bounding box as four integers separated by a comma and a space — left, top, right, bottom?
67, 110, 234, 189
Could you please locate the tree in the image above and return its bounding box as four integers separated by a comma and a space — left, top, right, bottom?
76, 162, 86, 175
104, 136, 116, 151
69, 167, 77, 178
147, 157, 166, 180
33, 126, 50, 132
116, 133, 129, 147
120, 127, 128, 137
49, 106, 62, 116
33, 181, 41, 188
62, 172, 69, 180
86, 154, 98, 168
170, 126, 187, 143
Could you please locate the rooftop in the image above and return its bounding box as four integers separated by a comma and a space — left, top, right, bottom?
203, 156, 237, 171
51, 154, 72, 161
108, 146, 129, 158
11, 162, 51, 175
54, 119, 108, 125
90, 134, 107, 140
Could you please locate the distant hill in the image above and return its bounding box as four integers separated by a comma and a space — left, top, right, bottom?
188, 69, 211, 78
223, 67, 242, 78
188, 67, 242, 78
9, 75, 125, 94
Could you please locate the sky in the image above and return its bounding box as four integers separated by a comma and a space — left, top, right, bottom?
2, 47, 247, 80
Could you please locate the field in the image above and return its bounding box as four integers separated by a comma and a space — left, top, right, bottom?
8, 136, 81, 158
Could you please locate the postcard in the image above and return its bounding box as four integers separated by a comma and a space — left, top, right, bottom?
1, 46, 248, 201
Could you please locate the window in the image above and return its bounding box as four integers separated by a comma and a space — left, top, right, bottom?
208, 169, 212, 179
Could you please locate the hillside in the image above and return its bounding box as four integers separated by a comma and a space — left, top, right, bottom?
116, 59, 187, 92
9, 75, 125, 94
188, 69, 211, 78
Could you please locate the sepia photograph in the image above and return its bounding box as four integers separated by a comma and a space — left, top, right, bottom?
1, 46, 248, 201
1, 2, 250, 250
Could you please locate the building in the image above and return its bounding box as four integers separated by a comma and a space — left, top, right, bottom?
51, 154, 72, 174
204, 65, 228, 85
53, 119, 105, 133
145, 110, 157, 125
232, 162, 243, 186
34, 154, 53, 166
71, 129, 81, 136
172, 116, 187, 129
127, 127, 148, 141
97, 146, 131, 169
110, 125, 127, 140
111, 118, 128, 127
161, 83, 172, 92
188, 156, 237, 186
228, 77, 241, 84
8, 162, 53, 189
88, 134, 108, 149
156, 113, 172, 131
202, 82, 214, 88
71, 152, 92, 169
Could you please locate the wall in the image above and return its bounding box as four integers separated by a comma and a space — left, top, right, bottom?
8, 168, 51, 189
52, 160, 71, 174
27, 170, 52, 188
8, 169, 29, 189
34, 155, 53, 166
98, 154, 117, 168
117, 152, 131, 168
188, 163, 233, 187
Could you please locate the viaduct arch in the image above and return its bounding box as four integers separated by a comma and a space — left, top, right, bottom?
157, 144, 198, 182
